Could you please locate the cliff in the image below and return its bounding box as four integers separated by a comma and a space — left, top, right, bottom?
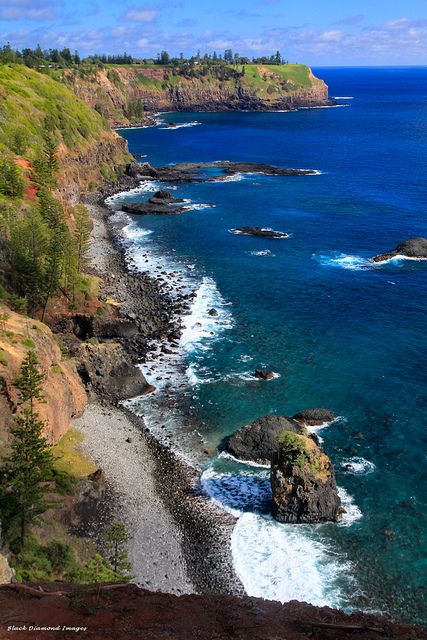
0, 305, 87, 448
62, 64, 330, 127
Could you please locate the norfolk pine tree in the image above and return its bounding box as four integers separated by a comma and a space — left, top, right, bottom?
0, 350, 54, 550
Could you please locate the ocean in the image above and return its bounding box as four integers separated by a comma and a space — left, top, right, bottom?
110, 67, 427, 625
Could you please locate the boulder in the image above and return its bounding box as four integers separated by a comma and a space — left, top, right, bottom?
254, 369, 275, 380
223, 415, 304, 465
372, 237, 427, 262
208, 308, 219, 317
292, 408, 335, 426
271, 431, 342, 523
77, 343, 150, 400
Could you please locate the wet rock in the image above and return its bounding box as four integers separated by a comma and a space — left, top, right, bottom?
372, 237, 427, 262
254, 369, 275, 380
208, 308, 219, 317
292, 408, 335, 426
232, 227, 289, 239
223, 415, 304, 465
121, 202, 184, 216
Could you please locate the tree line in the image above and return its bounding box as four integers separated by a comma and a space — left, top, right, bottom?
0, 43, 288, 69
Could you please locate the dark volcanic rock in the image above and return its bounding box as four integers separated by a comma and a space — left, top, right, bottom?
233, 227, 289, 239
372, 236, 427, 262
271, 433, 342, 523
125, 162, 158, 178
208, 308, 219, 317
293, 408, 335, 426
121, 202, 184, 215
224, 415, 304, 465
77, 343, 150, 400
148, 189, 185, 205
154, 161, 317, 184
254, 369, 275, 380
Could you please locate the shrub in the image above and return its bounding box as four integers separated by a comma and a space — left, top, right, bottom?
276, 431, 311, 468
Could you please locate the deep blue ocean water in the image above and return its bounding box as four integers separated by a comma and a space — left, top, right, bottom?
115, 68, 427, 625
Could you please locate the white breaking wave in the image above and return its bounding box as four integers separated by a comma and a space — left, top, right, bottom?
106, 180, 163, 206
159, 121, 202, 129
316, 253, 373, 271
333, 96, 354, 100
299, 104, 350, 109
374, 254, 427, 264
338, 487, 363, 526
218, 451, 270, 469
249, 250, 276, 257
180, 277, 234, 355
231, 513, 354, 607
316, 251, 427, 271
340, 457, 376, 475
215, 173, 245, 183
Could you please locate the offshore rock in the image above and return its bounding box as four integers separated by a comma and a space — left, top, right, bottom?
223, 415, 304, 465
254, 369, 276, 379
271, 432, 342, 523
121, 202, 184, 215
293, 408, 335, 426
372, 237, 427, 262
233, 227, 289, 239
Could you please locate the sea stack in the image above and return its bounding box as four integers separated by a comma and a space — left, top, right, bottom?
270, 431, 342, 523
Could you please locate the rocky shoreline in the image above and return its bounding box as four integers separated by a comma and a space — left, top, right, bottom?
74, 194, 243, 596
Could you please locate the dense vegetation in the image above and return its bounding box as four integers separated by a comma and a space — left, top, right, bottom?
0, 64, 125, 317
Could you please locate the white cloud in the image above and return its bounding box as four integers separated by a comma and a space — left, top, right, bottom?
125, 9, 157, 22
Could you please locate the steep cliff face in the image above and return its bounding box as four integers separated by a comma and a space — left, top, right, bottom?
63, 64, 330, 127
0, 306, 87, 448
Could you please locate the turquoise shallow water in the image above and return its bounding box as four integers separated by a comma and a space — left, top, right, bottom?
115, 68, 427, 625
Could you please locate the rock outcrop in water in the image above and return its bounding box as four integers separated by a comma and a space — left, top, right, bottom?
223, 415, 305, 465
372, 237, 427, 262
233, 227, 289, 239
293, 408, 335, 426
121, 202, 185, 215
271, 431, 342, 523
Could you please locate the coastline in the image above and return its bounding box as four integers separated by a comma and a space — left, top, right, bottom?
74, 196, 243, 596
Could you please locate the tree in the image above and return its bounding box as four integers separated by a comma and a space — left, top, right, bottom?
0, 350, 53, 550
0, 158, 24, 198
101, 522, 132, 579
8, 209, 49, 316
73, 204, 91, 274
77, 553, 117, 584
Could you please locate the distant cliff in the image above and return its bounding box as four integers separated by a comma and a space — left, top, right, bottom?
62, 64, 330, 127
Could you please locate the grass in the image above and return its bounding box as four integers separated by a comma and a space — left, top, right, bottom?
0, 64, 111, 158
52, 429, 97, 479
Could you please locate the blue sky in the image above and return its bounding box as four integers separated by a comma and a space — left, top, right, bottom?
1, 0, 427, 65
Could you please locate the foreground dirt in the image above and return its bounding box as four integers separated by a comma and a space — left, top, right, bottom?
0, 584, 425, 640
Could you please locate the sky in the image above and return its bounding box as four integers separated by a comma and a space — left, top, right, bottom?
1, 0, 427, 65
